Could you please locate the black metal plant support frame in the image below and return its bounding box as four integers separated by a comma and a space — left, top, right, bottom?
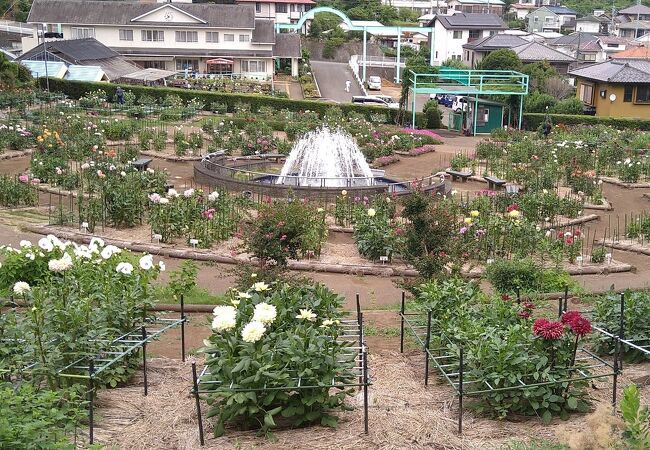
190, 294, 371, 446
398, 291, 624, 434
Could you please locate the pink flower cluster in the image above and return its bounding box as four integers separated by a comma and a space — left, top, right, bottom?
408, 145, 437, 156
202, 208, 216, 220
401, 128, 443, 141
372, 155, 400, 167
532, 310, 592, 340
18, 174, 40, 185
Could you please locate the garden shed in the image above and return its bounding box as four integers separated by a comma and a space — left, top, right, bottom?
449, 97, 504, 135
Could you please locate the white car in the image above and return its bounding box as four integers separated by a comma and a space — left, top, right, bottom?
452, 96, 468, 113
367, 76, 382, 90
352, 95, 399, 109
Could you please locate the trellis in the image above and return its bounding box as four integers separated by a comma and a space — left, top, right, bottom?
398, 292, 621, 433
190, 296, 370, 445
1, 296, 188, 444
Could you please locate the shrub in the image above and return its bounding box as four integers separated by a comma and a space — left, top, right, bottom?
621, 384, 650, 448
0, 175, 38, 207
202, 282, 354, 436
485, 258, 539, 293
353, 201, 403, 262
550, 98, 584, 115
424, 102, 442, 129
243, 198, 328, 266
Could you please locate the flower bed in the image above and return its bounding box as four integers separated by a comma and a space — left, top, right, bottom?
200, 281, 356, 436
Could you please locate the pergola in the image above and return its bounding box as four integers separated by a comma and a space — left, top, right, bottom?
275, 6, 434, 83
408, 68, 530, 134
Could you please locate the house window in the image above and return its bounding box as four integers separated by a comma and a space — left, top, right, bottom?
580, 53, 596, 62
176, 59, 199, 71
469, 30, 480, 40
175, 31, 198, 42
119, 29, 133, 41
636, 86, 650, 103
206, 32, 219, 43
534, 16, 539, 22
242, 59, 267, 73
255, 2, 261, 13
141, 30, 164, 42
143, 60, 166, 69
276, 3, 287, 13
239, 34, 250, 42
224, 34, 235, 42
624, 85, 633, 102
452, 30, 462, 39
579, 83, 594, 105
71, 27, 95, 39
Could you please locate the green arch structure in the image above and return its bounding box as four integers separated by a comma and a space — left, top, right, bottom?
275, 6, 435, 83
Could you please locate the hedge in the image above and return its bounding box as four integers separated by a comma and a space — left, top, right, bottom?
524, 113, 650, 131
39, 78, 426, 126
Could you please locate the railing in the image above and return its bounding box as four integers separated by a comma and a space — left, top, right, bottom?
200, 152, 442, 191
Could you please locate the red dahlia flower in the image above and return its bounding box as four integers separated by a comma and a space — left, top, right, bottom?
561, 310, 582, 325
533, 319, 565, 340
568, 316, 592, 337
533, 318, 550, 334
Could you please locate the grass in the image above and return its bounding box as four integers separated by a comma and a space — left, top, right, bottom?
501, 440, 568, 450
364, 324, 401, 338
154, 285, 227, 305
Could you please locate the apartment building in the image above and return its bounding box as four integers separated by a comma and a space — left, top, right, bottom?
235, 0, 314, 25
23, 0, 301, 78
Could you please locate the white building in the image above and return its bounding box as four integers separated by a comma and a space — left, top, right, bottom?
447, 0, 505, 15
428, 13, 507, 63
383, 0, 449, 16
23, 0, 302, 78
235, 0, 315, 25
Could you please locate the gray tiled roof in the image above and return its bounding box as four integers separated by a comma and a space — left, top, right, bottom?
433, 13, 506, 30
619, 20, 650, 30
551, 32, 598, 46
463, 33, 528, 50
273, 33, 301, 58
252, 20, 275, 44
546, 6, 578, 15
569, 60, 650, 83
620, 4, 650, 15
512, 41, 575, 62
27, 0, 255, 28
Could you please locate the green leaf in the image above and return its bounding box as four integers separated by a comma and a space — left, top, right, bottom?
566, 397, 578, 410
263, 413, 276, 428
542, 410, 553, 424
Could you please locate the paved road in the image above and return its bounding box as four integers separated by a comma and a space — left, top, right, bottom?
311, 61, 363, 103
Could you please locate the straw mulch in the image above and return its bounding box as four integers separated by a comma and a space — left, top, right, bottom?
93, 353, 650, 450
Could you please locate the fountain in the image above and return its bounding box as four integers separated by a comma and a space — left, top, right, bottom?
276, 127, 374, 187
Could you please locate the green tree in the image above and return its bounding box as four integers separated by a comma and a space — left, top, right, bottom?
309, 12, 343, 38
521, 60, 557, 92
442, 58, 468, 69
0, 54, 32, 90
477, 49, 522, 72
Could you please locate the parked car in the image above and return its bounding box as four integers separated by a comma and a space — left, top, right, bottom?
351, 95, 399, 109
374, 94, 396, 104
452, 96, 468, 113
367, 76, 382, 90
430, 94, 454, 108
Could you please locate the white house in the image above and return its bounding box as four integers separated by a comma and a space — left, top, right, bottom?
23, 0, 302, 78
447, 0, 505, 15
383, 0, 449, 16
235, 0, 315, 25
428, 13, 507, 63
509, 0, 539, 21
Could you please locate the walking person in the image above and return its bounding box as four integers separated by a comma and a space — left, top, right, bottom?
345, 80, 351, 93
115, 86, 125, 105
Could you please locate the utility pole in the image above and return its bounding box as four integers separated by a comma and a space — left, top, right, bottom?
40, 23, 50, 92
635, 0, 641, 39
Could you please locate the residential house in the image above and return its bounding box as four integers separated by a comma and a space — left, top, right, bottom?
384, 0, 449, 16
511, 40, 575, 74
462, 33, 529, 67
23, 0, 302, 78
618, 4, 650, 22
612, 44, 650, 60
599, 35, 633, 57
509, 1, 540, 21
527, 6, 578, 34
428, 13, 507, 63
618, 20, 650, 39
569, 59, 650, 118
17, 37, 140, 80
446, 0, 505, 15
235, 0, 314, 26
462, 33, 574, 73
576, 15, 610, 34
549, 32, 606, 63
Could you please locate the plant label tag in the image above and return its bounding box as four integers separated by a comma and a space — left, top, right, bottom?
606, 253, 612, 264
576, 256, 583, 267
380, 256, 389, 263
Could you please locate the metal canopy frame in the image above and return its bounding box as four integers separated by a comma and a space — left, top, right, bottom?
275, 6, 435, 83
191, 295, 371, 445
408, 69, 529, 133
398, 292, 620, 434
